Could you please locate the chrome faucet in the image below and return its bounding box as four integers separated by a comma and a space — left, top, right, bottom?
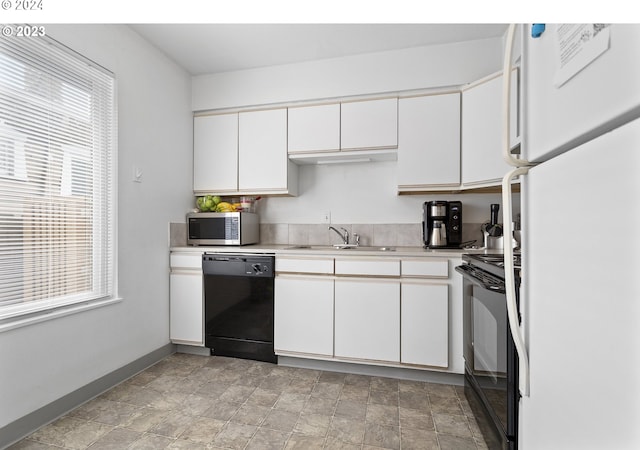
328, 226, 349, 245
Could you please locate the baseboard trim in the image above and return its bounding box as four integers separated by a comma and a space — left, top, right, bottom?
278, 356, 464, 385
0, 343, 175, 450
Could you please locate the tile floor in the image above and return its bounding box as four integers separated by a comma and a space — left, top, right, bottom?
9, 353, 489, 450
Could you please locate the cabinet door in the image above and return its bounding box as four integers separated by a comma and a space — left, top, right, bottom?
401, 282, 448, 367
397, 93, 460, 190
288, 104, 340, 153
274, 275, 334, 356
170, 272, 204, 345
193, 114, 238, 193
462, 72, 518, 186
341, 98, 398, 150
238, 108, 289, 192
334, 278, 400, 362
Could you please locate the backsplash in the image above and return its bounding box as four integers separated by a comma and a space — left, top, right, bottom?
261, 222, 485, 247
169, 222, 187, 247
169, 222, 485, 248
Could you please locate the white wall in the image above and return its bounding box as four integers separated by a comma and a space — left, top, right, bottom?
0, 25, 193, 428
260, 161, 510, 225
192, 37, 504, 111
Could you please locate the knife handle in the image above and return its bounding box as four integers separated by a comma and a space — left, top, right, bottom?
490, 204, 500, 225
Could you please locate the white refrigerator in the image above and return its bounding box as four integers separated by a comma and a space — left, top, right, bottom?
506, 24, 640, 449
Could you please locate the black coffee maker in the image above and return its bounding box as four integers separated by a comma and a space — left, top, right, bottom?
423, 201, 463, 248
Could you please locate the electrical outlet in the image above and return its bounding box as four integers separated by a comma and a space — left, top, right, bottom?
321, 211, 331, 224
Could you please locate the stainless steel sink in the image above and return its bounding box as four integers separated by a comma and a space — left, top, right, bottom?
284, 245, 395, 252
353, 246, 396, 252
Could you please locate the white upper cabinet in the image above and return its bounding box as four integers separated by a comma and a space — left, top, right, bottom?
461, 70, 519, 187
288, 103, 340, 153
397, 93, 461, 192
193, 114, 238, 194
193, 108, 297, 196
341, 98, 398, 150
238, 108, 298, 195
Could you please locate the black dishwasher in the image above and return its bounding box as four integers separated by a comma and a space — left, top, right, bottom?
203, 253, 276, 363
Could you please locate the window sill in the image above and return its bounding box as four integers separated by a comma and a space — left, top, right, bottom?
0, 297, 123, 333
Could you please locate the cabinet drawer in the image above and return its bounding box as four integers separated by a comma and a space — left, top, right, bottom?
276, 257, 334, 274
401, 259, 448, 278
170, 252, 203, 270
335, 258, 400, 277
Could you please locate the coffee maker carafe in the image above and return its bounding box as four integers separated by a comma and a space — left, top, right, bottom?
423, 201, 462, 248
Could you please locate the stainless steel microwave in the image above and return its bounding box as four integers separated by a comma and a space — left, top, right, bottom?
187, 212, 259, 246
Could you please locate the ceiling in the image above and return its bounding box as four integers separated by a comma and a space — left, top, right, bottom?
130, 24, 509, 76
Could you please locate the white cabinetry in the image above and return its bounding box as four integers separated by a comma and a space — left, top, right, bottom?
397, 93, 461, 192
334, 258, 400, 362
273, 252, 463, 374
462, 71, 519, 187
275, 275, 334, 356
401, 282, 448, 367
193, 108, 298, 196
334, 278, 400, 362
239, 108, 298, 195
341, 98, 398, 150
169, 251, 204, 346
288, 103, 340, 153
193, 114, 238, 194
400, 258, 450, 368
274, 256, 334, 357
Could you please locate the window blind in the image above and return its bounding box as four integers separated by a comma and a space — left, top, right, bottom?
0, 25, 116, 321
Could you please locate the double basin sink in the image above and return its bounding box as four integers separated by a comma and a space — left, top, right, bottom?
285, 244, 396, 252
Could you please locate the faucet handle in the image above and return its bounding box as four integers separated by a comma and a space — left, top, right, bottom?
353, 233, 360, 246
341, 227, 349, 244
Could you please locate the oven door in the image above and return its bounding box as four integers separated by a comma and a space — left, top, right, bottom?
458, 266, 519, 450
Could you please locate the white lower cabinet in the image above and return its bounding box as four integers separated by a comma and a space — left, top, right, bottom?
401, 282, 449, 367
169, 271, 204, 345
274, 253, 462, 374
274, 275, 334, 356
170, 251, 204, 346
334, 278, 400, 362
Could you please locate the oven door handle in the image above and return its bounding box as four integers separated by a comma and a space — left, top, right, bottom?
454, 265, 505, 293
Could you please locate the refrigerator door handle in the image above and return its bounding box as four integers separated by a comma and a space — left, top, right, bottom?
502, 24, 537, 169
502, 23, 535, 397
502, 167, 530, 397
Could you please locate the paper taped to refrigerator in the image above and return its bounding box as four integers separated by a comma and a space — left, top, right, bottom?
553, 24, 610, 88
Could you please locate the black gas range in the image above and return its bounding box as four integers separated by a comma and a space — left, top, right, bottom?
455, 253, 521, 450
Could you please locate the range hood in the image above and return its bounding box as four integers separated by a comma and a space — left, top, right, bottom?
288, 148, 397, 165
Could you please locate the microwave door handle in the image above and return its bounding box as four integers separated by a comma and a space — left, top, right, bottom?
502, 166, 530, 397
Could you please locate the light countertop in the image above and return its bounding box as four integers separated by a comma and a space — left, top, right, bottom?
169, 243, 487, 258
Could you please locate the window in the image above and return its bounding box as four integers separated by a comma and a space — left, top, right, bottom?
0, 26, 117, 325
